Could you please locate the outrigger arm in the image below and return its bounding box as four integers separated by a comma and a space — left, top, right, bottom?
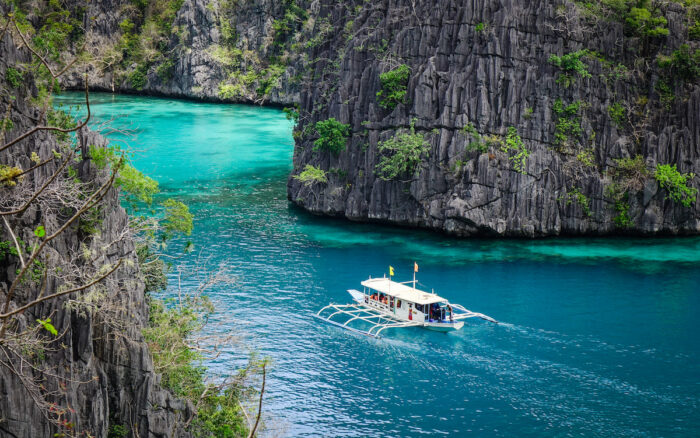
450, 304, 498, 324
314, 303, 422, 338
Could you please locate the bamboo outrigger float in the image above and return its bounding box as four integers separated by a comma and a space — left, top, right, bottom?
315, 269, 497, 338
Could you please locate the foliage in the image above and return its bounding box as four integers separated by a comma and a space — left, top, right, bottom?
36, 318, 58, 336
116, 164, 159, 205
657, 44, 700, 82
144, 297, 210, 399
108, 424, 128, 438
552, 99, 583, 147
654, 163, 697, 207
549, 50, 591, 86
577, 149, 596, 167
1, 116, 13, 133
655, 78, 674, 107
313, 118, 350, 155
137, 245, 168, 293
46, 107, 77, 143
625, 4, 669, 37
283, 106, 300, 123
573, 0, 671, 42
78, 206, 104, 235
129, 65, 148, 89
89, 140, 158, 206
89, 144, 114, 170
500, 127, 530, 174
611, 155, 649, 188
294, 165, 328, 186
475, 22, 486, 32
111, 0, 185, 90
0, 165, 24, 187
6, 67, 23, 88
604, 181, 635, 227
560, 187, 592, 217
218, 83, 242, 100
272, 0, 308, 47
608, 102, 626, 129
144, 297, 251, 437
255, 64, 285, 97
33, 226, 45, 238
461, 122, 488, 153
0, 240, 16, 261
156, 58, 175, 81
376, 64, 411, 110
161, 199, 194, 237
614, 198, 635, 228
376, 120, 429, 181
690, 20, 700, 40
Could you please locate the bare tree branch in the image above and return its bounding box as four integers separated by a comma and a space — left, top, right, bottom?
2, 217, 25, 268
247, 361, 266, 438
0, 151, 74, 216
0, 79, 91, 154
0, 158, 122, 336
0, 259, 123, 320
12, 19, 84, 80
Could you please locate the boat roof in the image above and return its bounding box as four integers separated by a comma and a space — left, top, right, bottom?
361, 278, 446, 305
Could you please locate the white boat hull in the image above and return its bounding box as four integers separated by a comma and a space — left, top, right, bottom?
423, 321, 464, 332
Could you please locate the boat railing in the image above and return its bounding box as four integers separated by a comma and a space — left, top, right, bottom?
366, 296, 392, 312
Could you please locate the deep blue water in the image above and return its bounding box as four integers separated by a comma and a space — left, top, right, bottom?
56, 93, 700, 437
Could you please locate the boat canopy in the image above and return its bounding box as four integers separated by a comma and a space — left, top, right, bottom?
361, 278, 445, 305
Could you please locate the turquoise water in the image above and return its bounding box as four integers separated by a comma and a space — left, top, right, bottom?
56, 93, 700, 437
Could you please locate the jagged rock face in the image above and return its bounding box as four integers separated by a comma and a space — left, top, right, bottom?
63, 0, 307, 105
287, 0, 700, 237
0, 31, 192, 437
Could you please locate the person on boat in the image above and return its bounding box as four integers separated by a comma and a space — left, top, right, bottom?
447, 304, 454, 322
408, 305, 413, 321
430, 303, 440, 321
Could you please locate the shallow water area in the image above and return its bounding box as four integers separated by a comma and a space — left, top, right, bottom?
55, 92, 700, 437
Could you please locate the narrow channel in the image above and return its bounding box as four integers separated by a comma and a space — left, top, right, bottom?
55, 92, 700, 437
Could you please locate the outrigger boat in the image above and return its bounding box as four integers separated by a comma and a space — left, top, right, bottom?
315, 271, 497, 338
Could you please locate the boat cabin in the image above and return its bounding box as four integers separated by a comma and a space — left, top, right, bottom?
360, 277, 454, 323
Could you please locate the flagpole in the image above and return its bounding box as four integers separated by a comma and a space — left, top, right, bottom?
413, 262, 417, 290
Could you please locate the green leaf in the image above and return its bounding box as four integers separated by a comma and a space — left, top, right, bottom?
37, 318, 58, 336
34, 226, 45, 238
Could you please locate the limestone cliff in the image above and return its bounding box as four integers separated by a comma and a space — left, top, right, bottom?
49, 0, 700, 236
63, 0, 311, 105
287, 0, 700, 236
0, 24, 192, 438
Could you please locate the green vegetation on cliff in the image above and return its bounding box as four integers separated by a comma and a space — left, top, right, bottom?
377, 64, 411, 110
654, 164, 697, 207
376, 121, 429, 181
313, 118, 350, 155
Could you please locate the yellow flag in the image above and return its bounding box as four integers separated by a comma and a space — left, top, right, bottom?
414, 262, 419, 273
389, 266, 394, 276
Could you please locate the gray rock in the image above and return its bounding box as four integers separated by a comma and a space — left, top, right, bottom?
287, 0, 700, 237
0, 26, 192, 437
